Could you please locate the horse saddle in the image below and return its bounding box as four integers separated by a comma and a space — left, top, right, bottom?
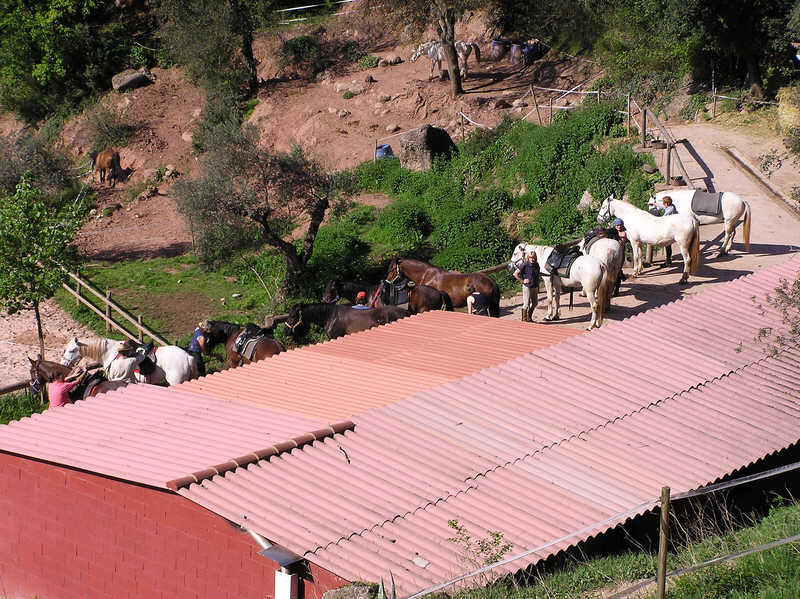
379, 278, 410, 306
118, 340, 157, 376
546, 245, 582, 278
81, 372, 108, 400
583, 226, 619, 254
690, 190, 723, 217
233, 324, 269, 362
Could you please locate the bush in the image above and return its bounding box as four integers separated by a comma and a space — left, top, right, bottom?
367, 199, 431, 251
358, 55, 380, 69
308, 224, 371, 285
0, 131, 74, 195
343, 90, 355, 100
279, 35, 321, 71
85, 104, 137, 152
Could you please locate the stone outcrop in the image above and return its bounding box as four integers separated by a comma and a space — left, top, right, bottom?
397, 125, 456, 171
112, 68, 156, 92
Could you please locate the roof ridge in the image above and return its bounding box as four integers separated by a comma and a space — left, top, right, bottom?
166, 420, 355, 490
306, 345, 793, 556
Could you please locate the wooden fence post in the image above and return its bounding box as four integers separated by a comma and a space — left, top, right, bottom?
665, 144, 672, 184
373, 139, 377, 163
138, 315, 143, 342
105, 289, 111, 333
76, 279, 81, 306
627, 94, 631, 135
549, 98, 553, 125
656, 486, 671, 599
532, 86, 542, 125
641, 109, 648, 147
712, 90, 717, 119
460, 113, 465, 141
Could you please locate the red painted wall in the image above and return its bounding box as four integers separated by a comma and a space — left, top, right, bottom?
0, 453, 347, 599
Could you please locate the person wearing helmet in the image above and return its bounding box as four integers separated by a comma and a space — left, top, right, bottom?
612, 218, 628, 297
352, 291, 371, 310
186, 320, 211, 376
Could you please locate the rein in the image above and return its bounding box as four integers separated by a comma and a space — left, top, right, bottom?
286, 312, 303, 332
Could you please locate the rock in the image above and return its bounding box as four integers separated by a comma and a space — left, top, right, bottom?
512, 98, 528, 107
493, 99, 512, 109
164, 165, 178, 179
349, 83, 365, 95
642, 163, 658, 174
177, 279, 183, 284
398, 124, 457, 171
89, 208, 97, 217
181, 131, 193, 143
140, 168, 157, 182
328, 107, 338, 114
364, 74, 376, 83
334, 82, 348, 93
386, 123, 401, 133
379, 59, 391, 67
112, 67, 156, 92
232, 293, 242, 299
390, 56, 403, 65
379, 94, 391, 103
338, 110, 350, 118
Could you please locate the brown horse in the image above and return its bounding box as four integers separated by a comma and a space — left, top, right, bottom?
285, 302, 410, 340
28, 356, 128, 402
89, 148, 122, 187
322, 279, 452, 314
205, 321, 284, 368
386, 257, 500, 317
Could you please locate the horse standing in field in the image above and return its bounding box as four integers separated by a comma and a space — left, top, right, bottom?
597, 195, 700, 284
29, 356, 128, 400
322, 279, 452, 314
510, 243, 607, 329
204, 321, 284, 369
410, 40, 481, 80
650, 189, 751, 256
61, 336, 199, 386
386, 257, 500, 317
284, 303, 410, 340
89, 148, 122, 187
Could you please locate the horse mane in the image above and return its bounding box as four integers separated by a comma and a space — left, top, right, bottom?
208, 321, 242, 346
80, 338, 117, 361
300, 302, 339, 323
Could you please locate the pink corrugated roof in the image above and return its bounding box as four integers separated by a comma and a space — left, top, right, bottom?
2, 255, 800, 596
179, 312, 584, 420
178, 254, 800, 595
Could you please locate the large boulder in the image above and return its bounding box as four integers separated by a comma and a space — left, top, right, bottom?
112, 68, 156, 92
398, 125, 457, 171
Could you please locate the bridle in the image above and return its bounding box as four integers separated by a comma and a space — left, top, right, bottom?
29, 361, 43, 393
285, 311, 303, 333
323, 282, 340, 304
387, 260, 402, 284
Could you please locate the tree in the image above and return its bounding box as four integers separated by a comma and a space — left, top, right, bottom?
0, 176, 82, 359
174, 122, 351, 294
156, 0, 273, 95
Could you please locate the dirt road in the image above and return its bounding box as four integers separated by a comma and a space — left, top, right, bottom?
501, 122, 800, 326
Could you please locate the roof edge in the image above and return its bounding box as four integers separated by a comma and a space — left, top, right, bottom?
166, 420, 355, 491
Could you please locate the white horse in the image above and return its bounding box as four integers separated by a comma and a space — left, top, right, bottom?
61, 337, 198, 386
650, 189, 751, 256
410, 40, 481, 79
580, 236, 624, 309
597, 195, 700, 284
511, 243, 607, 329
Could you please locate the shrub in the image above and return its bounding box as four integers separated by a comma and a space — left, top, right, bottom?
367, 199, 431, 251
85, 104, 137, 152
358, 55, 380, 69
0, 131, 74, 195
343, 90, 355, 100
343, 41, 361, 62
609, 123, 627, 138
279, 35, 320, 70
353, 159, 404, 192
308, 224, 371, 285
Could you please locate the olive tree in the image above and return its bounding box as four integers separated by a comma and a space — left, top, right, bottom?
174, 122, 351, 295
0, 176, 82, 359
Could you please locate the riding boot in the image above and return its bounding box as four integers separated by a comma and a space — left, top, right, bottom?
527, 307, 535, 323
520, 308, 528, 322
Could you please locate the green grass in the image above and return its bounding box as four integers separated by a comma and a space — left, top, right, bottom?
1, 391, 46, 425
439, 499, 800, 599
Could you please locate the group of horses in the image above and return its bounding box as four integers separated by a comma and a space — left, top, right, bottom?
510, 189, 751, 329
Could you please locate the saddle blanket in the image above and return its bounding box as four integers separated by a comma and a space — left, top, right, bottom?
547, 247, 581, 279
690, 190, 723, 217
234, 331, 267, 362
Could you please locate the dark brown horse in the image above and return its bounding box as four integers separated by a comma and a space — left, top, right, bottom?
285, 302, 410, 340
205, 321, 284, 368
89, 148, 122, 187
322, 279, 452, 314
28, 357, 128, 402
386, 257, 500, 317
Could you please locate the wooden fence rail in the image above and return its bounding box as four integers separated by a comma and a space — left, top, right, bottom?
61, 270, 168, 346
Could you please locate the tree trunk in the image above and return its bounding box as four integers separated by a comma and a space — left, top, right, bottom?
744, 54, 763, 99
436, 4, 462, 98
33, 301, 45, 360
232, 0, 258, 94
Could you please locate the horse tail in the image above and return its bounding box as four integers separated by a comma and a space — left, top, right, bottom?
690, 218, 700, 274
489, 279, 500, 318
742, 201, 751, 251
595, 263, 607, 327
472, 43, 481, 62
88, 150, 98, 170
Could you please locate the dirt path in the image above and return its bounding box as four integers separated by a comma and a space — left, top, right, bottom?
500, 122, 800, 326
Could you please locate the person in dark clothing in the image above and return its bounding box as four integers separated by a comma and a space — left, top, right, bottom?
352, 290, 371, 309
513, 251, 540, 322
613, 218, 628, 297
466, 291, 490, 316
186, 320, 210, 377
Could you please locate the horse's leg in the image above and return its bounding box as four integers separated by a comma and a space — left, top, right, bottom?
542, 277, 555, 320
631, 242, 643, 277
720, 218, 736, 255
679, 241, 691, 284
586, 285, 598, 330
551, 279, 561, 321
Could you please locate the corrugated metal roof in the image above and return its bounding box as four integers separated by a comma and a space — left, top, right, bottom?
2, 255, 799, 596
179, 312, 584, 420
0, 313, 580, 487
177, 254, 800, 595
